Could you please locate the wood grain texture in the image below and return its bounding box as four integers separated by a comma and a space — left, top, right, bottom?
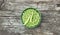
0, 0, 60, 35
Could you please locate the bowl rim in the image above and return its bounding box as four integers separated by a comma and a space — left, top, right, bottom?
21, 8, 41, 29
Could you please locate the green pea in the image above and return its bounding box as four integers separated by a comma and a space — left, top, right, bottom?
21, 8, 41, 28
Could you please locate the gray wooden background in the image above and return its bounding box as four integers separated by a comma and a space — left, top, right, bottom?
0, 0, 60, 35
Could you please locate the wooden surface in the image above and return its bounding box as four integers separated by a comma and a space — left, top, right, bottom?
0, 0, 60, 35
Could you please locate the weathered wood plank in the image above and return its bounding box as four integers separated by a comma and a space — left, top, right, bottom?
0, 17, 26, 33
0, 0, 60, 35
1, 0, 54, 11
0, 10, 22, 16
6, 0, 53, 3
0, 10, 60, 35
0, 10, 59, 16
